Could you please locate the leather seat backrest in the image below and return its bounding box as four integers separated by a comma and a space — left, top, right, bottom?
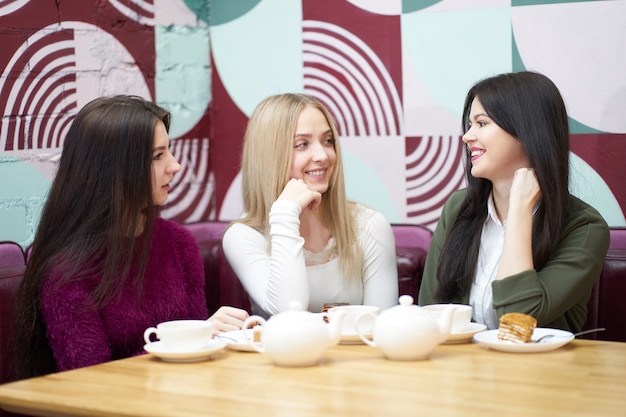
0, 242, 26, 268
0, 266, 26, 384
392, 224, 432, 301
183, 222, 251, 313
597, 228, 626, 342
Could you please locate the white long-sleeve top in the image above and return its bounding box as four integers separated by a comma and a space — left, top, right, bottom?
222, 200, 399, 317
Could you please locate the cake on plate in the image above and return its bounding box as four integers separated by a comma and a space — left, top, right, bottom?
497, 312, 537, 343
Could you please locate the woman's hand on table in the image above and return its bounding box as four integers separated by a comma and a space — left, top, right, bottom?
208, 306, 251, 335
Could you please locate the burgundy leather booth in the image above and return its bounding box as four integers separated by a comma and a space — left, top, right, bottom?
183, 222, 252, 313
0, 266, 25, 385
386, 224, 432, 303
596, 228, 626, 342
0, 242, 25, 269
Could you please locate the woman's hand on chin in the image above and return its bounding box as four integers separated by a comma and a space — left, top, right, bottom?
278, 178, 322, 210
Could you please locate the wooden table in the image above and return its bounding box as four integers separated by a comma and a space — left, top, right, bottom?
0, 339, 625, 417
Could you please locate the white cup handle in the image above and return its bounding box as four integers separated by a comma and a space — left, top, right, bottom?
355, 312, 377, 347
242, 315, 266, 353
143, 327, 158, 345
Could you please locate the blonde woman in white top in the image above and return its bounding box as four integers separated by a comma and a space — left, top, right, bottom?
223, 93, 398, 317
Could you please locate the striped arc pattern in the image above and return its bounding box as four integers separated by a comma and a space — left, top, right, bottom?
302, 20, 403, 137
107, 0, 155, 26
160, 137, 216, 223
0, 26, 78, 152
0, 0, 29, 17
405, 136, 466, 228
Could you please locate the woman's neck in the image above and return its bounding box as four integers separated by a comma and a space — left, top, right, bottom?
491, 184, 510, 224
299, 207, 332, 253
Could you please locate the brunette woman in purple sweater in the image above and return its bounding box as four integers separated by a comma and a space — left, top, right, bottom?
13, 96, 249, 380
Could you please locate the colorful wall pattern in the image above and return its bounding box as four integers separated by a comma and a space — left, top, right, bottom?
1, 0, 624, 249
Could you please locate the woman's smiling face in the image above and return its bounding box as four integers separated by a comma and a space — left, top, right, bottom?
289, 105, 337, 194
462, 98, 530, 184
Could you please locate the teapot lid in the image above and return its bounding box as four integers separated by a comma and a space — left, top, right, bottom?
383, 295, 424, 316
281, 301, 308, 316
270, 301, 318, 323
398, 295, 414, 306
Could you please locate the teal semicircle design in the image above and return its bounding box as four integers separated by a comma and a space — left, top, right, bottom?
402, 0, 442, 14
342, 151, 401, 223
512, 31, 527, 73
570, 153, 625, 227
183, 0, 210, 24
208, 0, 263, 26
569, 118, 604, 135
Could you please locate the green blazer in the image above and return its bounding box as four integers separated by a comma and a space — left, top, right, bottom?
418, 189, 610, 332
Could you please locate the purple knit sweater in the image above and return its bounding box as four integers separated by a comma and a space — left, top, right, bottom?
40, 218, 208, 371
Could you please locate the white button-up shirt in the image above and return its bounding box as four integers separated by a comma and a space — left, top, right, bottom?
469, 194, 505, 329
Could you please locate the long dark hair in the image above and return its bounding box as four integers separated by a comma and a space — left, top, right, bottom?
13, 95, 171, 379
435, 71, 570, 301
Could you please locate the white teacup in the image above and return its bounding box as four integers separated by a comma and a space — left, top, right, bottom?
143, 320, 212, 352
421, 304, 472, 333
327, 305, 380, 336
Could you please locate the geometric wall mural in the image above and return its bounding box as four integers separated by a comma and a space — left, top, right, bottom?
1, 0, 624, 247
211, 0, 625, 229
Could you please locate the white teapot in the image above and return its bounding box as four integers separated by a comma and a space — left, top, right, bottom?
355, 295, 455, 360
242, 301, 346, 367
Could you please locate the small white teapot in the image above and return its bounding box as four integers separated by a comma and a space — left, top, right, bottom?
355, 295, 455, 361
242, 301, 346, 367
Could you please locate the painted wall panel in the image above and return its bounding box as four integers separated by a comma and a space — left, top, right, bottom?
1, 0, 624, 248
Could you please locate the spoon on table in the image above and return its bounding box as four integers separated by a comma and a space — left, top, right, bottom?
532, 327, 606, 343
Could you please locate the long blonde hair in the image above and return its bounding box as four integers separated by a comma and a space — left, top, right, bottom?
236, 93, 361, 278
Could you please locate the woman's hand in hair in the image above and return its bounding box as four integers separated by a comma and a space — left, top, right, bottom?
208, 306, 251, 335
278, 178, 322, 211
509, 167, 541, 213
496, 167, 541, 280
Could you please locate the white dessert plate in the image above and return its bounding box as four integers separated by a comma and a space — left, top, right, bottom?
444, 323, 487, 344
216, 329, 259, 352
472, 328, 574, 353
144, 339, 226, 362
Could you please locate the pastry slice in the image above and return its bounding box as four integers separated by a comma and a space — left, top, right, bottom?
497, 312, 537, 343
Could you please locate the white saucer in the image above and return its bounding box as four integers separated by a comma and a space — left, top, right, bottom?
444, 323, 487, 344
216, 329, 258, 352
472, 328, 574, 353
144, 339, 226, 362
340, 332, 373, 345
